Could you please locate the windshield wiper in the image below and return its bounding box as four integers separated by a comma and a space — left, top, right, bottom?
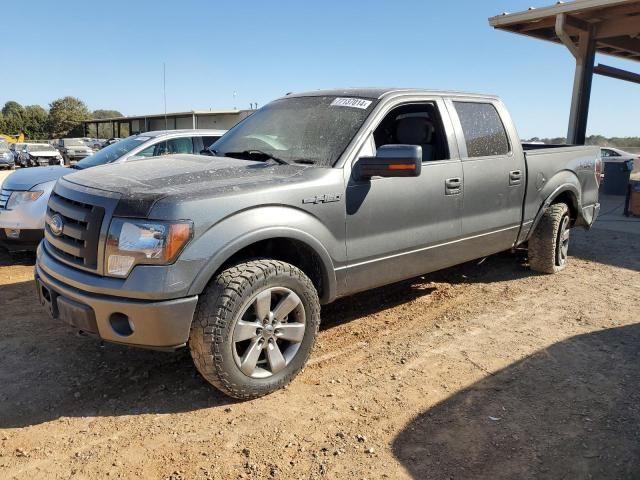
223, 150, 291, 165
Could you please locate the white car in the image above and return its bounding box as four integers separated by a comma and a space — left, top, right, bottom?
0, 129, 227, 250
601, 147, 639, 170
16, 143, 64, 168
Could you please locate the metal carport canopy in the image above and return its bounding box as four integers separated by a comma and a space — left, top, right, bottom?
489, 0, 640, 144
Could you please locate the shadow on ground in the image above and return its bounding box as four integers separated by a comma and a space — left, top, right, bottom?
393, 324, 640, 479
321, 250, 532, 331
0, 274, 233, 429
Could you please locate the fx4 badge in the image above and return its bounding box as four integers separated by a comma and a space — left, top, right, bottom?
302, 194, 342, 205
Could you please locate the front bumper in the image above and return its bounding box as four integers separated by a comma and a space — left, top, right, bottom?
35, 257, 198, 350
0, 228, 43, 250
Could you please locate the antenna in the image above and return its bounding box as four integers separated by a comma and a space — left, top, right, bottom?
163, 63, 168, 130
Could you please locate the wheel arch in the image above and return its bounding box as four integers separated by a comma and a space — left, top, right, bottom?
187, 227, 338, 304
527, 182, 582, 241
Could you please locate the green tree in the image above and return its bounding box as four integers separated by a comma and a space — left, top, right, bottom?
2, 101, 24, 117
22, 105, 49, 140
49, 96, 90, 138
91, 109, 122, 119
91, 109, 123, 138
0, 101, 25, 135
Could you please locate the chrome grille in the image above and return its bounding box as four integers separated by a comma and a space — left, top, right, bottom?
45, 191, 104, 269
0, 189, 11, 210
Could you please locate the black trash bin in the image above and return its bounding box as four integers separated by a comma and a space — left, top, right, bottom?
603, 160, 634, 196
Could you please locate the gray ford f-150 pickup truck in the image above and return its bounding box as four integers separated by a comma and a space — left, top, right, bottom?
35, 88, 601, 399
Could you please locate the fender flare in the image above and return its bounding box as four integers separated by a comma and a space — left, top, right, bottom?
187, 226, 338, 304
528, 183, 581, 240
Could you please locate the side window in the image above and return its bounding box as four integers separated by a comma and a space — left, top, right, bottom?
201, 136, 221, 150
139, 137, 195, 157
136, 144, 156, 157
453, 102, 510, 158
166, 137, 194, 154
372, 103, 449, 162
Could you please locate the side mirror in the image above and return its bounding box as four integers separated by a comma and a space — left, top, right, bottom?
355, 145, 422, 180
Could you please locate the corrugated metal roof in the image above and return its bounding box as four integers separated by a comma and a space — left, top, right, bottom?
489, 0, 640, 61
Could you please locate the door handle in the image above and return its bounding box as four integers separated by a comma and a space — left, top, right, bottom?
445, 177, 462, 195
509, 170, 522, 186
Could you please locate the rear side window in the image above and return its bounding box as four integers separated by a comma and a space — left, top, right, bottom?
454, 102, 510, 158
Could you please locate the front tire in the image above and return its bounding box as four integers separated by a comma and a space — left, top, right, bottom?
189, 259, 320, 399
528, 202, 571, 274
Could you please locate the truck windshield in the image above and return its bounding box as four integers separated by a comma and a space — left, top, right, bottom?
75, 135, 151, 169
209, 96, 376, 167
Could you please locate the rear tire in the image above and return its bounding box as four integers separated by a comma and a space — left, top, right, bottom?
528, 202, 571, 274
189, 259, 320, 399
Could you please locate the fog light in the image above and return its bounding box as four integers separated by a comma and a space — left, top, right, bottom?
5, 228, 20, 239
109, 313, 134, 336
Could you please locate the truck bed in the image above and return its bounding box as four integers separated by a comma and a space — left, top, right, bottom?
518, 144, 601, 244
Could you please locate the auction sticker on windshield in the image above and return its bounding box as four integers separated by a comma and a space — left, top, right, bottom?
330, 98, 372, 109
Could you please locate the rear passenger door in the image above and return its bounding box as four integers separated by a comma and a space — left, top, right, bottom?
446, 99, 526, 257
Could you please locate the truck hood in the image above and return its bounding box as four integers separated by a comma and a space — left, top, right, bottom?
2, 166, 70, 190
62, 154, 311, 200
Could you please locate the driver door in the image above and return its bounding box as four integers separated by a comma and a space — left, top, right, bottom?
343, 99, 464, 295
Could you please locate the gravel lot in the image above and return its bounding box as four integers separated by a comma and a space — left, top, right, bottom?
0, 177, 639, 479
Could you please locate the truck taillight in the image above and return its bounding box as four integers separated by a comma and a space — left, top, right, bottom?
595, 156, 603, 186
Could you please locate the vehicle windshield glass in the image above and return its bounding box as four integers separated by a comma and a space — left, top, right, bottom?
209, 96, 376, 166
75, 135, 152, 169
0, 140, 7, 150
64, 139, 85, 147
28, 144, 57, 152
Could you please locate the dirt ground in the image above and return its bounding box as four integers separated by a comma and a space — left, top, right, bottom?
0, 193, 639, 480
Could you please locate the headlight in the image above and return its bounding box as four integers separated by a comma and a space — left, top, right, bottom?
6, 191, 44, 209
105, 218, 192, 277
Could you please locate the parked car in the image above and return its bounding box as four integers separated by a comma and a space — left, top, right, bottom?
0, 129, 226, 250
601, 147, 639, 169
82, 137, 103, 151
33, 88, 601, 399
9, 143, 26, 165
57, 138, 94, 165
15, 143, 64, 168
101, 138, 121, 148
0, 140, 13, 169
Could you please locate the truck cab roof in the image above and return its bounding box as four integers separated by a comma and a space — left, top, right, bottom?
285, 87, 500, 101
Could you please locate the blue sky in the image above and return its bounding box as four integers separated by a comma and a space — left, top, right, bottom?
2, 0, 638, 138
